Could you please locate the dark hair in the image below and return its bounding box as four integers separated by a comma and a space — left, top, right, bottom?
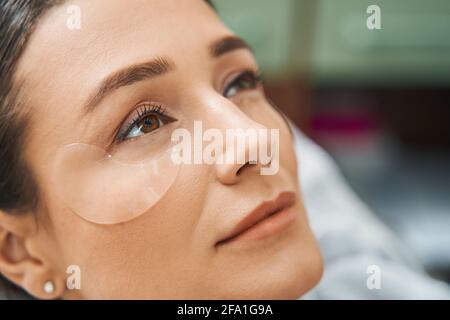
0, 1, 65, 214
0, 1, 65, 298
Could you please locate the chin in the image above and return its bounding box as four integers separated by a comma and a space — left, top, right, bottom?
256, 260, 323, 300
209, 250, 323, 300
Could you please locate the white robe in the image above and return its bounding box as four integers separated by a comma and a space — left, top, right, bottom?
293, 126, 450, 299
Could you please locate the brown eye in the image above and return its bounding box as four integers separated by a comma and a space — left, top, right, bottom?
117, 105, 176, 142
138, 114, 160, 134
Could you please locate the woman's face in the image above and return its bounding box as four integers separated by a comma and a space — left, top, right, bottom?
14, 0, 322, 299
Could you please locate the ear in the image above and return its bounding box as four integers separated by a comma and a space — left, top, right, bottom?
0, 210, 65, 299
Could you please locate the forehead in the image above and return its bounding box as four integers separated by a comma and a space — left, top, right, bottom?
15, 0, 229, 112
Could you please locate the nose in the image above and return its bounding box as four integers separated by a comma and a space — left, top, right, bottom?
216, 147, 262, 185
211, 99, 273, 185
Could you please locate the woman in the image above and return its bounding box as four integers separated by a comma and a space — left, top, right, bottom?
0, 0, 323, 299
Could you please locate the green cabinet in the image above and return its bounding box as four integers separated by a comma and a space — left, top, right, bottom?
213, 0, 450, 86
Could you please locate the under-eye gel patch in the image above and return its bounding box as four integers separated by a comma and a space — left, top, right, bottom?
52, 143, 180, 225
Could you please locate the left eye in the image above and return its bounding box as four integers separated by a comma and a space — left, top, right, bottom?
223, 70, 262, 98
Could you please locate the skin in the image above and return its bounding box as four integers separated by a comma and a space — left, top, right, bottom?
0, 0, 323, 299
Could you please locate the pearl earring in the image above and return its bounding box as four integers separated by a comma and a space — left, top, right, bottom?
43, 281, 55, 294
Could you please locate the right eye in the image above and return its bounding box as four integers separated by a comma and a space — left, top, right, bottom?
223, 70, 263, 98
116, 104, 176, 142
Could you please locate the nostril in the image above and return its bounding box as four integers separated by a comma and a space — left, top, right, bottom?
236, 162, 254, 176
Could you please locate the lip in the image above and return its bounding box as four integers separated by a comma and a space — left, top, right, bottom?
215, 191, 297, 247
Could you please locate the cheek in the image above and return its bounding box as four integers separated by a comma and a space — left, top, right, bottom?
40, 158, 213, 298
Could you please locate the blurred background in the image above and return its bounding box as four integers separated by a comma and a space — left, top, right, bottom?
212, 0, 450, 283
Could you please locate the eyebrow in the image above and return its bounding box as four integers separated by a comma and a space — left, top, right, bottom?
83, 57, 173, 114
82, 36, 252, 115
210, 35, 252, 58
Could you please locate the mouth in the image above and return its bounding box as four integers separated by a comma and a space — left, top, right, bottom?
215, 191, 297, 247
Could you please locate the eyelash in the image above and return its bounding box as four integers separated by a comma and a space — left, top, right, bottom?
116, 103, 168, 142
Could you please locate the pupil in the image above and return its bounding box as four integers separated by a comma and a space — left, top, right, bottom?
144, 118, 153, 127
140, 115, 158, 133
